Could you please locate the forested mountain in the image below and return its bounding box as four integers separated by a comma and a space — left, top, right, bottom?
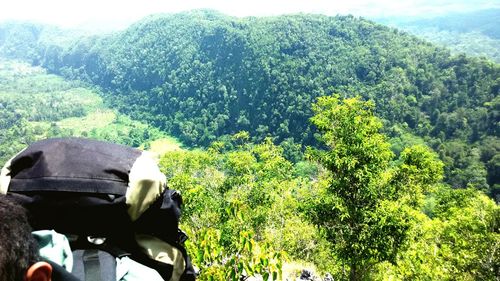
376, 9, 500, 62
0, 10, 498, 196
0, 10, 499, 280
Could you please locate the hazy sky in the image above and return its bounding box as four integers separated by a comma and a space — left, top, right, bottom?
1, 0, 499, 29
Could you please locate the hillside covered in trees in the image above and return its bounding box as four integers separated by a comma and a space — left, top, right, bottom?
1, 10, 496, 197
0, 10, 499, 280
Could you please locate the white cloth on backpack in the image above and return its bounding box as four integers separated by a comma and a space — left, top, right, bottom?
0, 154, 16, 195
126, 151, 167, 221
136, 234, 186, 281
116, 256, 165, 281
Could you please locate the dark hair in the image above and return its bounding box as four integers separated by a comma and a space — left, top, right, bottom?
0, 195, 39, 281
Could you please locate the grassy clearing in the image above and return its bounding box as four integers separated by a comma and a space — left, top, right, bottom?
57, 110, 116, 134
0, 59, 45, 77
148, 137, 183, 155
0, 59, 178, 151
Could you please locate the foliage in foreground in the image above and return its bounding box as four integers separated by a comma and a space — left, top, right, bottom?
377, 186, 500, 280
306, 96, 444, 280
159, 141, 298, 280
158, 96, 499, 280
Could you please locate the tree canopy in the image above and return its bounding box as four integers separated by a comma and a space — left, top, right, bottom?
306, 96, 447, 280
0, 12, 498, 279
2, 11, 495, 194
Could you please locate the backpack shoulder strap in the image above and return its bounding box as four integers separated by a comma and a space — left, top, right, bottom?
72, 249, 116, 281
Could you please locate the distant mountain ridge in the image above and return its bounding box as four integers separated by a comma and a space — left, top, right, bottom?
377, 9, 500, 37
375, 9, 500, 62
0, 10, 498, 194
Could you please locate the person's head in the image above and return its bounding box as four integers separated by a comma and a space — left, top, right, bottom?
0, 195, 52, 281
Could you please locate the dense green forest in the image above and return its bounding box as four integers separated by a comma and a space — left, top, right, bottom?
1, 10, 497, 197
0, 10, 499, 280
159, 97, 499, 280
0, 58, 175, 163
376, 9, 500, 63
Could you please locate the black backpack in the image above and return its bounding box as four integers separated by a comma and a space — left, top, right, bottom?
0, 137, 196, 281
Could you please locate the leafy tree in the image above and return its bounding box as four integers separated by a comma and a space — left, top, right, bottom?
306, 95, 444, 280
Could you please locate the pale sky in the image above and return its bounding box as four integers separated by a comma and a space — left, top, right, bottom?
0, 0, 499, 30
